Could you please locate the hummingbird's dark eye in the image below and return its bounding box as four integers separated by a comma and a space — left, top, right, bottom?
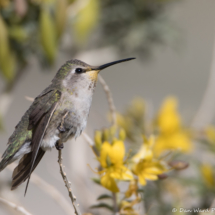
75, 68, 83, 74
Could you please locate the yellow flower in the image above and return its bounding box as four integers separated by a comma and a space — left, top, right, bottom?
205, 125, 215, 143
157, 97, 181, 134
154, 97, 192, 157
133, 159, 166, 185
100, 171, 119, 193
201, 164, 215, 188
132, 136, 166, 185
99, 140, 133, 192
153, 131, 192, 157
119, 197, 141, 215
132, 136, 154, 163
94, 130, 102, 151
125, 180, 138, 198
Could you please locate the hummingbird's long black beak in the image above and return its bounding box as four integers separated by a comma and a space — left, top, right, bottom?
94, 57, 135, 70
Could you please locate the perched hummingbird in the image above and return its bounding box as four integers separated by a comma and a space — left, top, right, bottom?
0, 58, 135, 194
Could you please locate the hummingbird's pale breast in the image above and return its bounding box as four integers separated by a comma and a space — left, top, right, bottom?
41, 70, 98, 150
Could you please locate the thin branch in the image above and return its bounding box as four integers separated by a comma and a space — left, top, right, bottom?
58, 150, 82, 215
82, 132, 94, 147
28, 172, 75, 215
6, 161, 75, 215
25, 96, 34, 102
98, 75, 117, 126
0, 197, 32, 215
210, 198, 215, 210
192, 32, 215, 128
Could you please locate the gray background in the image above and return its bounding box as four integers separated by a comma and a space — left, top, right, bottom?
0, 0, 215, 214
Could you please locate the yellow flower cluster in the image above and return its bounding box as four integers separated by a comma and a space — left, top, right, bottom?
94, 129, 167, 192
94, 128, 133, 193
99, 140, 133, 192
92, 97, 192, 214
153, 97, 192, 157
201, 164, 215, 188
132, 136, 167, 185
205, 125, 215, 144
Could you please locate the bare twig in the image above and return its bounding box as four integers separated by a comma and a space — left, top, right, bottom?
25, 96, 34, 102
98, 75, 117, 126
58, 150, 82, 215
210, 198, 215, 210
0, 197, 32, 215
29, 172, 75, 215
6, 161, 75, 215
192, 33, 215, 128
82, 132, 94, 147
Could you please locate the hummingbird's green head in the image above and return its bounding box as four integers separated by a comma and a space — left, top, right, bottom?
53, 58, 135, 86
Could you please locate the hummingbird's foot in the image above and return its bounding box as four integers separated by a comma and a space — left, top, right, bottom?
56, 141, 64, 150
57, 125, 66, 133
58, 111, 69, 133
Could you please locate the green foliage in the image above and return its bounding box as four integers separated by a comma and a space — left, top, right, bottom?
91, 178, 101, 185
89, 96, 215, 215
97, 194, 112, 200
90, 203, 113, 212
40, 5, 57, 63
0, 15, 16, 82
73, 0, 99, 44
0, 0, 178, 84
55, 0, 68, 39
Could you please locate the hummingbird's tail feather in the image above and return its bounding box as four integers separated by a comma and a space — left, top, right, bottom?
11, 148, 45, 191
0, 159, 8, 172
0, 154, 16, 172
0, 142, 32, 172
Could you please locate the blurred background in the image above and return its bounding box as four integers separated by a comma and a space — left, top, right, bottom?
1, 0, 215, 214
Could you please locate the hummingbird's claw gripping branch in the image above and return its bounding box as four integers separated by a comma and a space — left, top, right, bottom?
58, 150, 82, 215
56, 141, 64, 150
58, 126, 66, 133
56, 111, 69, 150
58, 111, 69, 133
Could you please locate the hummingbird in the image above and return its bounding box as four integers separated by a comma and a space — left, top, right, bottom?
0, 57, 135, 194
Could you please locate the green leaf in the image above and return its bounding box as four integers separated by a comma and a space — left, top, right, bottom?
40, 5, 57, 63
97, 194, 112, 201
73, 0, 99, 44
90, 203, 113, 212
0, 15, 16, 82
55, 0, 68, 39
92, 178, 101, 185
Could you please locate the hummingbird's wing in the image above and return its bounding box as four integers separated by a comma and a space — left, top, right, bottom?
11, 89, 61, 193
11, 148, 45, 190
0, 89, 55, 171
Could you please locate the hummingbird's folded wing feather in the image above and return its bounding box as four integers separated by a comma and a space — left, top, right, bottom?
28, 89, 60, 130
11, 148, 45, 190
11, 90, 61, 194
